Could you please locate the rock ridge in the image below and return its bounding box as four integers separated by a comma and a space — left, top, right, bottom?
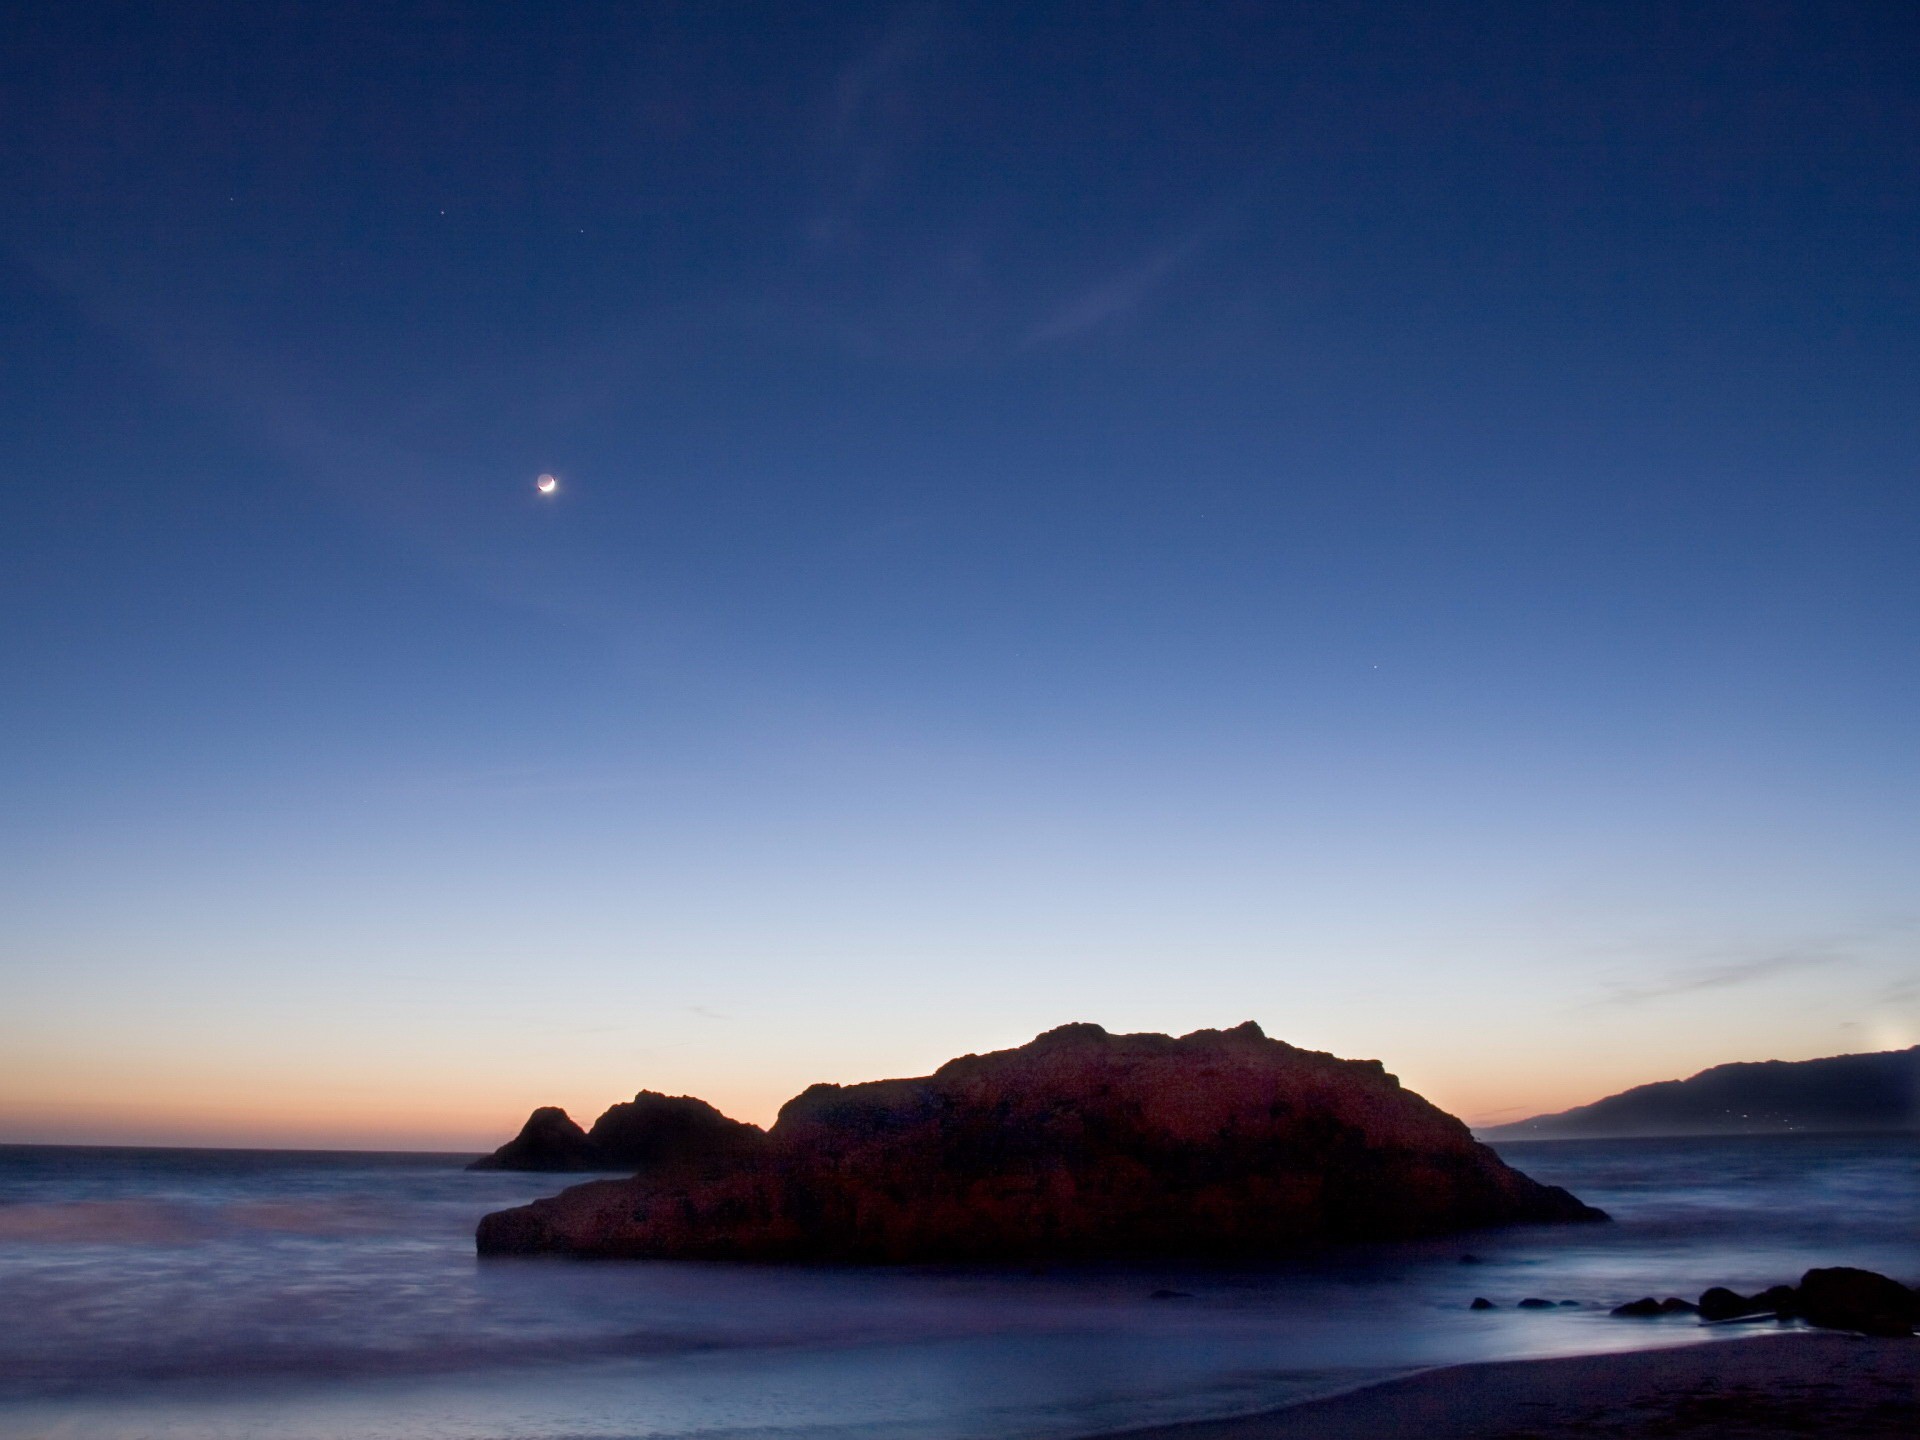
476, 1021, 1605, 1261
469, 1091, 763, 1173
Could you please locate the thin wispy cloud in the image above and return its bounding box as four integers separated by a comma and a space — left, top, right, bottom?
21, 248, 705, 655
825, 3, 942, 153
1875, 973, 1920, 1006
1593, 947, 1848, 1009
1024, 215, 1225, 346
808, 3, 945, 251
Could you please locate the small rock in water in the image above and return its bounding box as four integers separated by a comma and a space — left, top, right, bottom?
1147, 1289, 1194, 1301
1458, 1253, 1484, 1264
1698, 1286, 1766, 1322
1755, 1284, 1800, 1318
1612, 1297, 1664, 1317
465, 1107, 603, 1172
1557, 1299, 1580, 1307
1516, 1297, 1556, 1309
1470, 1297, 1497, 1310
1615, 1295, 1703, 1318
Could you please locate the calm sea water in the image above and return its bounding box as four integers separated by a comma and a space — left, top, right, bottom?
0, 1135, 1911, 1439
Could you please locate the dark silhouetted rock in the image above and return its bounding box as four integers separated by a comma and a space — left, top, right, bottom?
1458, 1253, 1484, 1264
1148, 1289, 1194, 1300
1613, 1296, 1702, 1317
477, 1022, 1608, 1262
1612, 1297, 1664, 1317
1797, 1267, 1917, 1337
1698, 1286, 1768, 1321
1482, 1045, 1920, 1140
1756, 1283, 1800, 1319
1517, 1297, 1556, 1309
1470, 1297, 1496, 1309
1557, 1299, 1580, 1306
466, 1108, 603, 1172
587, 1091, 765, 1169
469, 1093, 765, 1173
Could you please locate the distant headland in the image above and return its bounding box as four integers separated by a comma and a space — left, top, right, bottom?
474, 1021, 1604, 1262
1480, 1045, 1920, 1141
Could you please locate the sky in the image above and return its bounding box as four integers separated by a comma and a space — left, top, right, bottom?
2, 1, 1916, 1150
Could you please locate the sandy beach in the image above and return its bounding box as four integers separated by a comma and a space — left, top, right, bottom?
1111, 1334, 1917, 1439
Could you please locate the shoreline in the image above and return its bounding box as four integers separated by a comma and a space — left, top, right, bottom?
1097, 1332, 1916, 1439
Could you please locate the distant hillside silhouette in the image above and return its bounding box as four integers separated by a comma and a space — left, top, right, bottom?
1482, 1046, 1920, 1140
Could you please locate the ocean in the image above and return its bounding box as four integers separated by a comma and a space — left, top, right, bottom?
0, 1134, 1912, 1439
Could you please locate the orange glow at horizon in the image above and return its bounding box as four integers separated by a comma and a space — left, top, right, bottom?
4, 1020, 1889, 1152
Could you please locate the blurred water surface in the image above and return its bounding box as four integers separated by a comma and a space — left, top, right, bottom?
0, 1134, 1912, 1439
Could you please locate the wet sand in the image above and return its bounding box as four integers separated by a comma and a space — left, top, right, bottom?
1108, 1333, 1916, 1439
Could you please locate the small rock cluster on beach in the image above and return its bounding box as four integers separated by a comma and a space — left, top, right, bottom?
475, 1021, 1606, 1262
1609, 1267, 1918, 1336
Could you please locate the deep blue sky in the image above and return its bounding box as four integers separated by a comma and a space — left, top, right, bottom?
3, 2, 1916, 1145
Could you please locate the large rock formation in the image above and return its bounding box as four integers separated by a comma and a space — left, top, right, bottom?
477, 1022, 1605, 1261
469, 1093, 764, 1172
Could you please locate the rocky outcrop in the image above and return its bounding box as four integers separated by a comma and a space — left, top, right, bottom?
476, 1021, 1606, 1261
469, 1093, 765, 1173
466, 1107, 604, 1171
1798, 1267, 1917, 1337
